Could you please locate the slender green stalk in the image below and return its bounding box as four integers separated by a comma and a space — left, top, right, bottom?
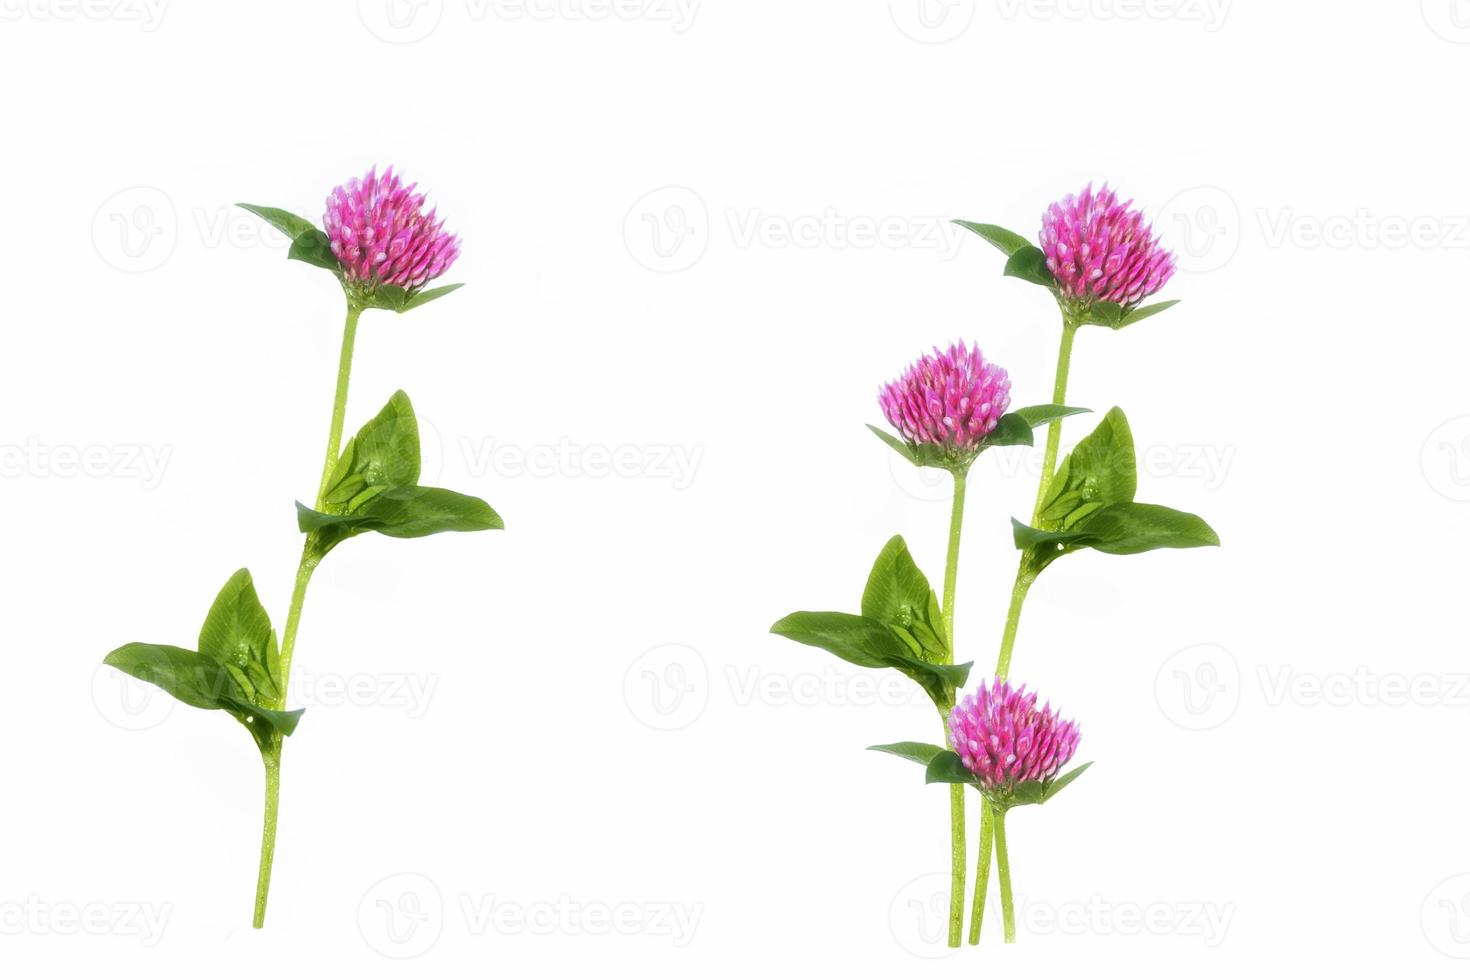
1031, 317, 1078, 516
993, 313, 1080, 683
972, 312, 1080, 942
966, 801, 994, 944
251, 300, 362, 929
274, 546, 320, 701
991, 804, 1016, 943
993, 570, 1035, 682
941, 470, 967, 644
251, 747, 281, 929
316, 304, 362, 505
941, 468, 968, 948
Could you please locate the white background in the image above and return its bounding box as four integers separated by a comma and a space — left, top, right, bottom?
2, 0, 1467, 975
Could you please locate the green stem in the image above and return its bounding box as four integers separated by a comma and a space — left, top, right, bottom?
1031, 317, 1078, 516
967, 801, 994, 944
977, 315, 1076, 944
992, 314, 1079, 681
251, 747, 281, 928
941, 470, 967, 646
316, 304, 362, 506
994, 570, 1035, 681
252, 300, 361, 929
992, 804, 1016, 943
942, 467, 968, 948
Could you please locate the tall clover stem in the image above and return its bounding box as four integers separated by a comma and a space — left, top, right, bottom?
941, 468, 968, 948
972, 312, 1079, 943
251, 746, 281, 928
966, 797, 994, 944
251, 300, 361, 929
991, 804, 1016, 943
994, 313, 1078, 681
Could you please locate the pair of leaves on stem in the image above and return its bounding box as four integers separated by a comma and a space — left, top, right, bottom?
868, 741, 1092, 811
104, 570, 302, 755
868, 403, 1090, 472
952, 220, 1180, 330
296, 390, 503, 556
1011, 407, 1219, 575
770, 536, 968, 710
236, 204, 463, 313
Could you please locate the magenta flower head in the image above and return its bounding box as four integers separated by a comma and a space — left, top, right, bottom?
878, 342, 1011, 465
948, 677, 1080, 802
324, 166, 460, 299
1039, 183, 1175, 312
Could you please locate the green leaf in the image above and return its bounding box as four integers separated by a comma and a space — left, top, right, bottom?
1041, 761, 1092, 802
358, 282, 464, 314
103, 573, 305, 753
1075, 502, 1220, 555
861, 537, 936, 634
861, 536, 949, 666
236, 203, 318, 241
103, 643, 236, 711
952, 220, 1031, 257
866, 423, 917, 464
865, 424, 952, 469
924, 750, 978, 786
1009, 761, 1094, 807
1003, 245, 1057, 289
1081, 301, 1125, 328
197, 569, 281, 708
1011, 404, 1092, 428
322, 390, 421, 508
979, 405, 1092, 449
300, 487, 503, 554
218, 697, 305, 739
1010, 780, 1046, 805
1011, 517, 1088, 551
1037, 406, 1137, 525
1084, 299, 1180, 330
402, 283, 464, 311
364, 284, 409, 311
287, 228, 340, 273
1120, 299, 1179, 327
980, 413, 1036, 448
361, 486, 504, 538
771, 611, 921, 671
1014, 503, 1218, 571
868, 741, 946, 766
769, 610, 971, 708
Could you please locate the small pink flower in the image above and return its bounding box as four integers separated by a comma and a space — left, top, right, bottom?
878, 342, 1011, 455
948, 677, 1080, 795
1039, 183, 1174, 308
324, 166, 460, 293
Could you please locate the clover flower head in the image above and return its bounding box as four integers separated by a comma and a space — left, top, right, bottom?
948, 677, 1081, 796
1039, 183, 1175, 309
324, 166, 460, 293
878, 342, 1011, 455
